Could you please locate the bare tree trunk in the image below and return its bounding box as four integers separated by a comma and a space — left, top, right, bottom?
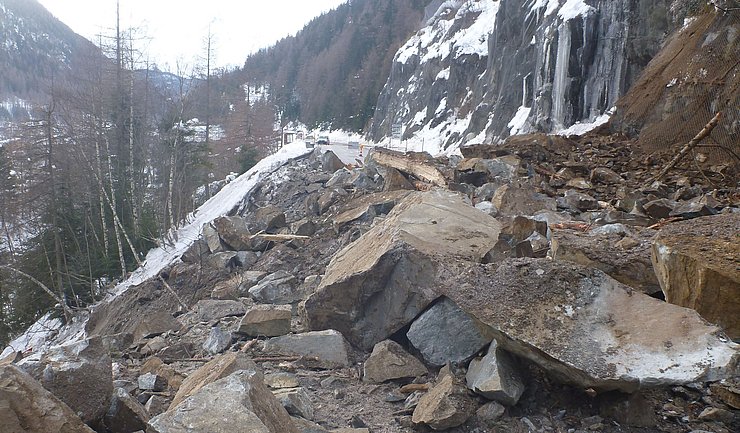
128, 30, 140, 236
104, 135, 126, 279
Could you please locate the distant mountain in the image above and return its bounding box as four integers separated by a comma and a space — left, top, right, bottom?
0, 0, 100, 119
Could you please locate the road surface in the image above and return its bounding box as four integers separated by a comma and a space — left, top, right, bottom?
317, 140, 368, 165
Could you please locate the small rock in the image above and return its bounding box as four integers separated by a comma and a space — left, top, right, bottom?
138, 373, 167, 392
563, 189, 599, 211
202, 326, 231, 354
292, 415, 330, 433
411, 375, 475, 430
363, 340, 428, 383
590, 167, 624, 184
644, 198, 677, 219
566, 177, 593, 190
476, 401, 505, 426
697, 407, 735, 423
273, 387, 314, 420
144, 395, 169, 417
264, 372, 300, 389
104, 387, 149, 433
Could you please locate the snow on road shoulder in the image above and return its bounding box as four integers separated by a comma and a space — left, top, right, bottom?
2, 142, 312, 357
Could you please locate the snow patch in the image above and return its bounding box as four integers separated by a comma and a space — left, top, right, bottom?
558, 0, 594, 21
557, 108, 614, 136
507, 106, 532, 136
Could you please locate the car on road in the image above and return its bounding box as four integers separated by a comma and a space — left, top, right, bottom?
317, 135, 330, 145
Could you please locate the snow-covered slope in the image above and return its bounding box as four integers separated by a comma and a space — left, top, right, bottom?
1, 142, 312, 357
369, 0, 682, 153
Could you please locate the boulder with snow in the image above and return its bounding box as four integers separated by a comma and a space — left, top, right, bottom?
437, 258, 739, 392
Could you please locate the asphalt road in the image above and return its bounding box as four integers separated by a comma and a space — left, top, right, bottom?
317, 141, 368, 165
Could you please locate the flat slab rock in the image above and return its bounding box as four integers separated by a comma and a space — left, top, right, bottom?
437, 258, 739, 392
304, 190, 502, 350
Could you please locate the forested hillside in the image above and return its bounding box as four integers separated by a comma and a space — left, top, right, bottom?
236, 0, 432, 131
0, 1, 216, 345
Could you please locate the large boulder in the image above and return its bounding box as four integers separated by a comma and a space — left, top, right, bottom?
438, 258, 739, 392
304, 190, 501, 350
18, 337, 112, 424
0, 365, 95, 433
149, 369, 298, 433
407, 297, 494, 366
168, 352, 255, 410
212, 216, 252, 251
652, 213, 740, 339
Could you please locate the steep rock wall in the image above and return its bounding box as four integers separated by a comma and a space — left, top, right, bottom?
369, 0, 687, 153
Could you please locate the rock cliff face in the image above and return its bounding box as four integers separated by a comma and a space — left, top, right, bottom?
369, 0, 691, 152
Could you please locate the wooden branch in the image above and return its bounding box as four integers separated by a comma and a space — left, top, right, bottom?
0, 264, 73, 320
250, 233, 310, 242
646, 112, 722, 185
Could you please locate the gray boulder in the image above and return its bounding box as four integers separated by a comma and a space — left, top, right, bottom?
104, 387, 149, 433
263, 330, 351, 368
273, 387, 314, 420
249, 271, 301, 304
304, 191, 501, 350
18, 337, 112, 424
407, 297, 494, 367
194, 299, 247, 322
203, 326, 232, 354
466, 339, 525, 405
253, 205, 287, 232
148, 369, 299, 433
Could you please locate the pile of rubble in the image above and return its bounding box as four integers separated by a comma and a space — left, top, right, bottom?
1, 132, 738, 433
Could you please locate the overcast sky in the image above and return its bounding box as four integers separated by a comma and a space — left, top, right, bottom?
37, 0, 347, 70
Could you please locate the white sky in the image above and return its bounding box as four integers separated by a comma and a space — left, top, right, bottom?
36, 0, 347, 70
